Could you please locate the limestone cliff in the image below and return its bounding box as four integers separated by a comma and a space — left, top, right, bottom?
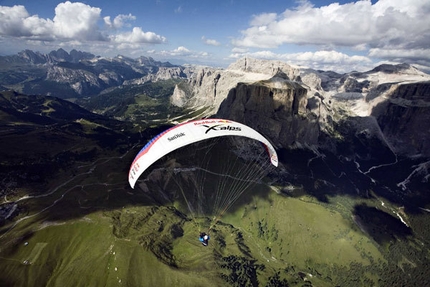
216, 74, 319, 148
372, 82, 430, 156
173, 58, 430, 158
170, 57, 302, 114
125, 67, 190, 85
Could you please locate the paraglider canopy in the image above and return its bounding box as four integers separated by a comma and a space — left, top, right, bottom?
128, 119, 278, 189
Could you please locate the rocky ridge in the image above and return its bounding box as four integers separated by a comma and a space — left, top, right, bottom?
0, 49, 186, 98
174, 58, 430, 157
171, 57, 301, 111
1, 49, 429, 157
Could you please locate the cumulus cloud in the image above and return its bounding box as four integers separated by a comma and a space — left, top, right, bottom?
0, 1, 166, 45
231, 47, 249, 53
148, 46, 210, 62
111, 27, 166, 44
231, 0, 430, 67
230, 49, 373, 72
202, 36, 221, 46
104, 14, 136, 29
0, 5, 54, 40
53, 1, 103, 40
171, 46, 191, 55
369, 48, 430, 61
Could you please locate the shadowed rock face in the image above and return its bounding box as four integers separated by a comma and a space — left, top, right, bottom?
216, 76, 320, 148
372, 82, 430, 156
212, 60, 430, 160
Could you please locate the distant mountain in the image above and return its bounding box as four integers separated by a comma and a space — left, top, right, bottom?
0, 49, 193, 99
3, 50, 429, 160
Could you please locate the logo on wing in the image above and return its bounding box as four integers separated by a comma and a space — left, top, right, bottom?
202, 124, 241, 134
168, 132, 185, 141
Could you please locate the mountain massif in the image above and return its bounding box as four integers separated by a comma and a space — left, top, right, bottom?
2, 49, 428, 159
0, 48, 191, 98
1, 49, 430, 287
173, 57, 430, 158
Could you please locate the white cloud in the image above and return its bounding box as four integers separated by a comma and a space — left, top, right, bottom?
232, 0, 430, 53
369, 48, 430, 61
0, 5, 54, 39
147, 46, 212, 63
111, 27, 166, 44
174, 6, 182, 13
250, 13, 277, 26
172, 46, 191, 55
231, 47, 248, 53
202, 36, 220, 46
52, 1, 103, 40
0, 2, 166, 46
104, 14, 136, 29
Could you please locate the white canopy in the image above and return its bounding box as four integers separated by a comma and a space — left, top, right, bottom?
129, 119, 278, 188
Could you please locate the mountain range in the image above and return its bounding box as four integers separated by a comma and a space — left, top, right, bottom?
0, 48, 190, 98
1, 49, 430, 286
2, 49, 429, 156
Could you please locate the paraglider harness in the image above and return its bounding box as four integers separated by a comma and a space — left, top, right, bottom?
199, 232, 210, 246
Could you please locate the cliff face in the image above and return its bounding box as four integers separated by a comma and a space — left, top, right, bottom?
172, 58, 430, 158
171, 58, 303, 114
372, 82, 430, 156
125, 67, 189, 85
216, 75, 319, 147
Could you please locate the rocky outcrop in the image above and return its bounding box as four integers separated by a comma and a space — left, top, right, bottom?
228, 57, 301, 81
125, 67, 188, 85
172, 58, 304, 115
171, 83, 190, 107
216, 74, 319, 147
17, 49, 47, 64
293, 62, 430, 157
46, 65, 105, 95
372, 82, 430, 156
180, 58, 430, 158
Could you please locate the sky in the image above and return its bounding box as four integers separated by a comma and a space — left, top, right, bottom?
0, 0, 429, 73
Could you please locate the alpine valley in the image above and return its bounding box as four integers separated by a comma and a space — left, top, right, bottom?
1, 49, 430, 287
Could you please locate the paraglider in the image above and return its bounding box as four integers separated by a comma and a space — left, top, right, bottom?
128, 118, 278, 189
128, 118, 278, 240
199, 232, 210, 246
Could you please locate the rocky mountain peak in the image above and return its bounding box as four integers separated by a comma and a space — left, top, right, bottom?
48, 48, 70, 62
69, 49, 96, 62
17, 48, 96, 64
227, 57, 301, 81
17, 49, 46, 64
171, 57, 305, 113
216, 77, 313, 148
172, 57, 430, 158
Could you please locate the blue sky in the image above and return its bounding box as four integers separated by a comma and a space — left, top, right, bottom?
0, 0, 429, 72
